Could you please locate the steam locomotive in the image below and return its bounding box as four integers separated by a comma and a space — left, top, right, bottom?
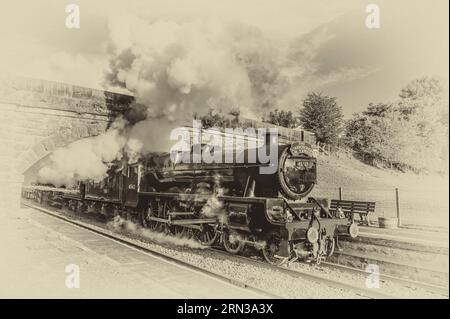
25, 126, 358, 265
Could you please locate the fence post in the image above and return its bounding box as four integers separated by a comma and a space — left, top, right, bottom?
339, 187, 343, 200
395, 188, 401, 227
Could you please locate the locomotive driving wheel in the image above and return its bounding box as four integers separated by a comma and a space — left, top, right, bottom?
165, 198, 187, 237
170, 208, 193, 238
142, 200, 164, 232
262, 231, 287, 265
171, 225, 186, 238
139, 205, 152, 228
222, 229, 244, 254
194, 224, 218, 246
156, 201, 172, 234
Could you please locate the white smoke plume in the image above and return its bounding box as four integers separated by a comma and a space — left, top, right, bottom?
106, 17, 257, 118
106, 215, 206, 249
201, 174, 228, 217
103, 16, 375, 155
103, 17, 284, 157
37, 120, 127, 187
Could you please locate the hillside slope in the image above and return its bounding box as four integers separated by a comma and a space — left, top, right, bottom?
309, 154, 449, 228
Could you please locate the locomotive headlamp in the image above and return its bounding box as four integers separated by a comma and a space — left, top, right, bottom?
306, 227, 319, 243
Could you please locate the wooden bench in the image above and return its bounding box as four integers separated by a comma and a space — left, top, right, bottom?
330, 199, 376, 226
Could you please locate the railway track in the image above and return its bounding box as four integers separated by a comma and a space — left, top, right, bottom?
209, 247, 449, 298
321, 261, 449, 297
341, 233, 448, 255
23, 200, 447, 298
207, 248, 397, 299
23, 201, 398, 299
332, 249, 448, 272
22, 202, 281, 299
330, 249, 449, 286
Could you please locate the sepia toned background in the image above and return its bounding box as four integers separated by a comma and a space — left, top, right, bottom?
0, 0, 448, 298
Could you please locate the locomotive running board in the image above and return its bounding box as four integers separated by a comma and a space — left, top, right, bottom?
171, 218, 216, 225
139, 191, 269, 203
147, 216, 216, 226
139, 191, 210, 201
168, 211, 196, 216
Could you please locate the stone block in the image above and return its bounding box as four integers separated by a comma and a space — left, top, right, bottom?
32, 143, 48, 161
41, 138, 57, 152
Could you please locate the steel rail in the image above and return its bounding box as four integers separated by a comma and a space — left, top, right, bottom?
207, 248, 396, 299
321, 261, 449, 297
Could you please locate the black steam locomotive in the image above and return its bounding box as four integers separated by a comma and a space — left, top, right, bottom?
26, 127, 358, 264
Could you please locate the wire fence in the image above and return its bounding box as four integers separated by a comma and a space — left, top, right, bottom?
310, 186, 449, 229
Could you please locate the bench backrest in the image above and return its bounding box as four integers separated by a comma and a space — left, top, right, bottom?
330, 199, 376, 213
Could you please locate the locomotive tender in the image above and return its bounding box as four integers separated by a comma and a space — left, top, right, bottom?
27, 125, 358, 264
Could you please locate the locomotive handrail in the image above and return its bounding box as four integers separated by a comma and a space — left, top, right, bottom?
308, 197, 333, 218
158, 163, 272, 171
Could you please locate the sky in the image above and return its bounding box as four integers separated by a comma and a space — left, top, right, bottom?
0, 0, 448, 117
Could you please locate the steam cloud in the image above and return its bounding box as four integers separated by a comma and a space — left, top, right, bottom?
37, 120, 127, 187
105, 17, 278, 119
37, 16, 371, 186
107, 215, 206, 249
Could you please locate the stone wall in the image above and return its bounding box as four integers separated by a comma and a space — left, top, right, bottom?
0, 76, 134, 209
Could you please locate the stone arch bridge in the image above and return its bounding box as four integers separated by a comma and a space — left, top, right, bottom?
0, 76, 134, 210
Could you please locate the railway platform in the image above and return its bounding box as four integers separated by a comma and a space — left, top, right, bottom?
0, 205, 264, 298
359, 225, 448, 247
351, 225, 449, 255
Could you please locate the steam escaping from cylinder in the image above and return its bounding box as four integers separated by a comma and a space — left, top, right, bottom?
200, 174, 228, 218
106, 215, 206, 249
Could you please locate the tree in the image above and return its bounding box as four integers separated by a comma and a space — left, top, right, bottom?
299, 92, 344, 144
195, 108, 240, 129
399, 76, 446, 101
345, 110, 404, 166
363, 103, 394, 118
264, 109, 298, 128
398, 77, 448, 170
398, 76, 448, 121
345, 76, 449, 172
